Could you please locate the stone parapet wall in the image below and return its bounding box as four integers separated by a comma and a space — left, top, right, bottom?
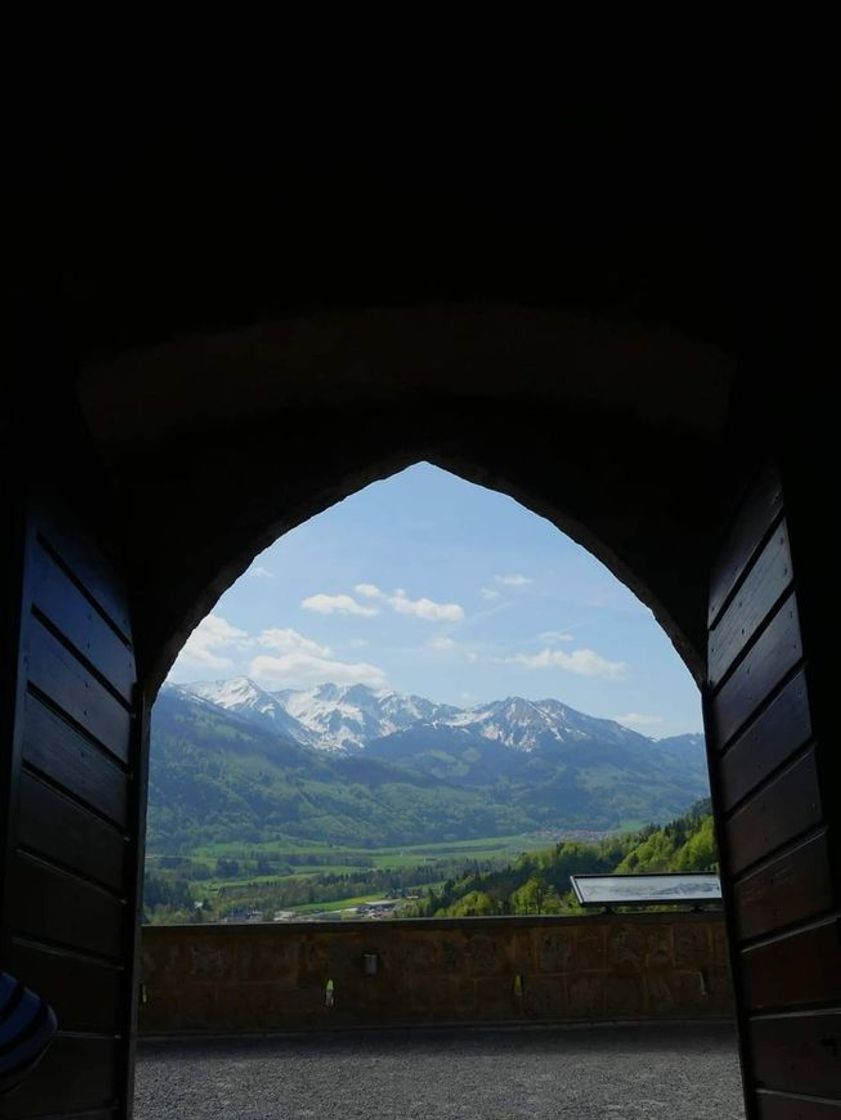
139, 913, 733, 1035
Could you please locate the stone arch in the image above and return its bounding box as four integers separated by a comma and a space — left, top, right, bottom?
152, 448, 706, 697
77, 304, 733, 693
5, 85, 836, 1117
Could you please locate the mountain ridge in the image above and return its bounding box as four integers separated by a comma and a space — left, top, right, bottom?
149, 680, 709, 852
171, 677, 702, 756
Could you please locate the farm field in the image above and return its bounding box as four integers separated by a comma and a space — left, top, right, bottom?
142, 831, 600, 924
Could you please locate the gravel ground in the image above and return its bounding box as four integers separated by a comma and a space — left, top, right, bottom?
135, 1022, 745, 1120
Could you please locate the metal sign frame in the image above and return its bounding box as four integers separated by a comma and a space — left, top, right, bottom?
569, 871, 722, 909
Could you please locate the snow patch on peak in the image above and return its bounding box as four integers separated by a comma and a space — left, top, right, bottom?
188, 676, 263, 706
179, 677, 317, 746
171, 678, 696, 758
275, 683, 460, 753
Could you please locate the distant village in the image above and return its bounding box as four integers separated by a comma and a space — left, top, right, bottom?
217, 897, 413, 924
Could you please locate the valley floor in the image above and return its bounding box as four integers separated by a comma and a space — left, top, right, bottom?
135, 1021, 744, 1119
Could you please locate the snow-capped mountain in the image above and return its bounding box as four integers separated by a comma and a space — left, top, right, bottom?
171, 679, 702, 761
177, 677, 318, 746
446, 696, 639, 752
151, 681, 709, 850
275, 683, 461, 753
150, 683, 709, 848
173, 679, 460, 754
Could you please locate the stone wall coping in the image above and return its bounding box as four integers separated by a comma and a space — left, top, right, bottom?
143, 911, 724, 937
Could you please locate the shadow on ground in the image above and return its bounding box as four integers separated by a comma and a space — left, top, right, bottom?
135, 1021, 745, 1119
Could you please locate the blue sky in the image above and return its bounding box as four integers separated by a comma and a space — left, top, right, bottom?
169, 463, 703, 737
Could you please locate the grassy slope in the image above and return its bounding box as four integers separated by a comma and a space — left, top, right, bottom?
148, 692, 709, 854
414, 800, 716, 917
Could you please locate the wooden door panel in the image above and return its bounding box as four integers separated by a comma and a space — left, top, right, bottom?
733, 832, 833, 943
0, 505, 146, 1118
718, 671, 812, 812
711, 594, 802, 749
756, 1091, 841, 1118
726, 749, 822, 876
5, 937, 124, 1034
17, 770, 128, 892
749, 1013, 841, 1098
706, 470, 840, 1115
709, 520, 792, 688
30, 541, 135, 703
6, 851, 125, 959
742, 918, 841, 1012
27, 619, 132, 763
1, 1036, 119, 1117
708, 468, 784, 625
21, 691, 130, 827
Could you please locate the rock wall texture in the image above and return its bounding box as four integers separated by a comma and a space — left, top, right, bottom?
140, 914, 733, 1034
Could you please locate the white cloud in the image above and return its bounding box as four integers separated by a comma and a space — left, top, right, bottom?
170, 615, 387, 692
250, 652, 387, 689
248, 565, 275, 580
494, 573, 532, 586
388, 591, 465, 622
508, 647, 626, 679
427, 634, 457, 651
175, 613, 251, 671
301, 593, 379, 617
540, 630, 575, 644
466, 651, 480, 663
614, 712, 665, 730
257, 628, 332, 657
314, 583, 465, 622
480, 587, 501, 600
354, 583, 383, 599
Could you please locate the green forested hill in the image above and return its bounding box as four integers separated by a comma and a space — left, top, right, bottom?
148, 689, 709, 853
145, 685, 715, 924
409, 800, 716, 917
147, 691, 530, 851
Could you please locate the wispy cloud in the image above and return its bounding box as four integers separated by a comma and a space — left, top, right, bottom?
175, 613, 251, 671
257, 628, 332, 657
507, 647, 626, 679
539, 630, 575, 644
354, 583, 465, 622
614, 712, 664, 730
170, 614, 388, 689
389, 591, 464, 621
479, 587, 501, 601
250, 652, 387, 689
247, 565, 275, 580
427, 634, 457, 651
301, 593, 379, 617
494, 573, 532, 587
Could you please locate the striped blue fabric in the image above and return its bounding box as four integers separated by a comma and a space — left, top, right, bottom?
0, 972, 58, 1095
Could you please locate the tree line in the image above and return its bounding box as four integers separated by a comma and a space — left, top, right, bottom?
405, 800, 716, 918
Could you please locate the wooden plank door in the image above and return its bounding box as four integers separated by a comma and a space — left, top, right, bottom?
705, 470, 841, 1116
0, 503, 147, 1119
